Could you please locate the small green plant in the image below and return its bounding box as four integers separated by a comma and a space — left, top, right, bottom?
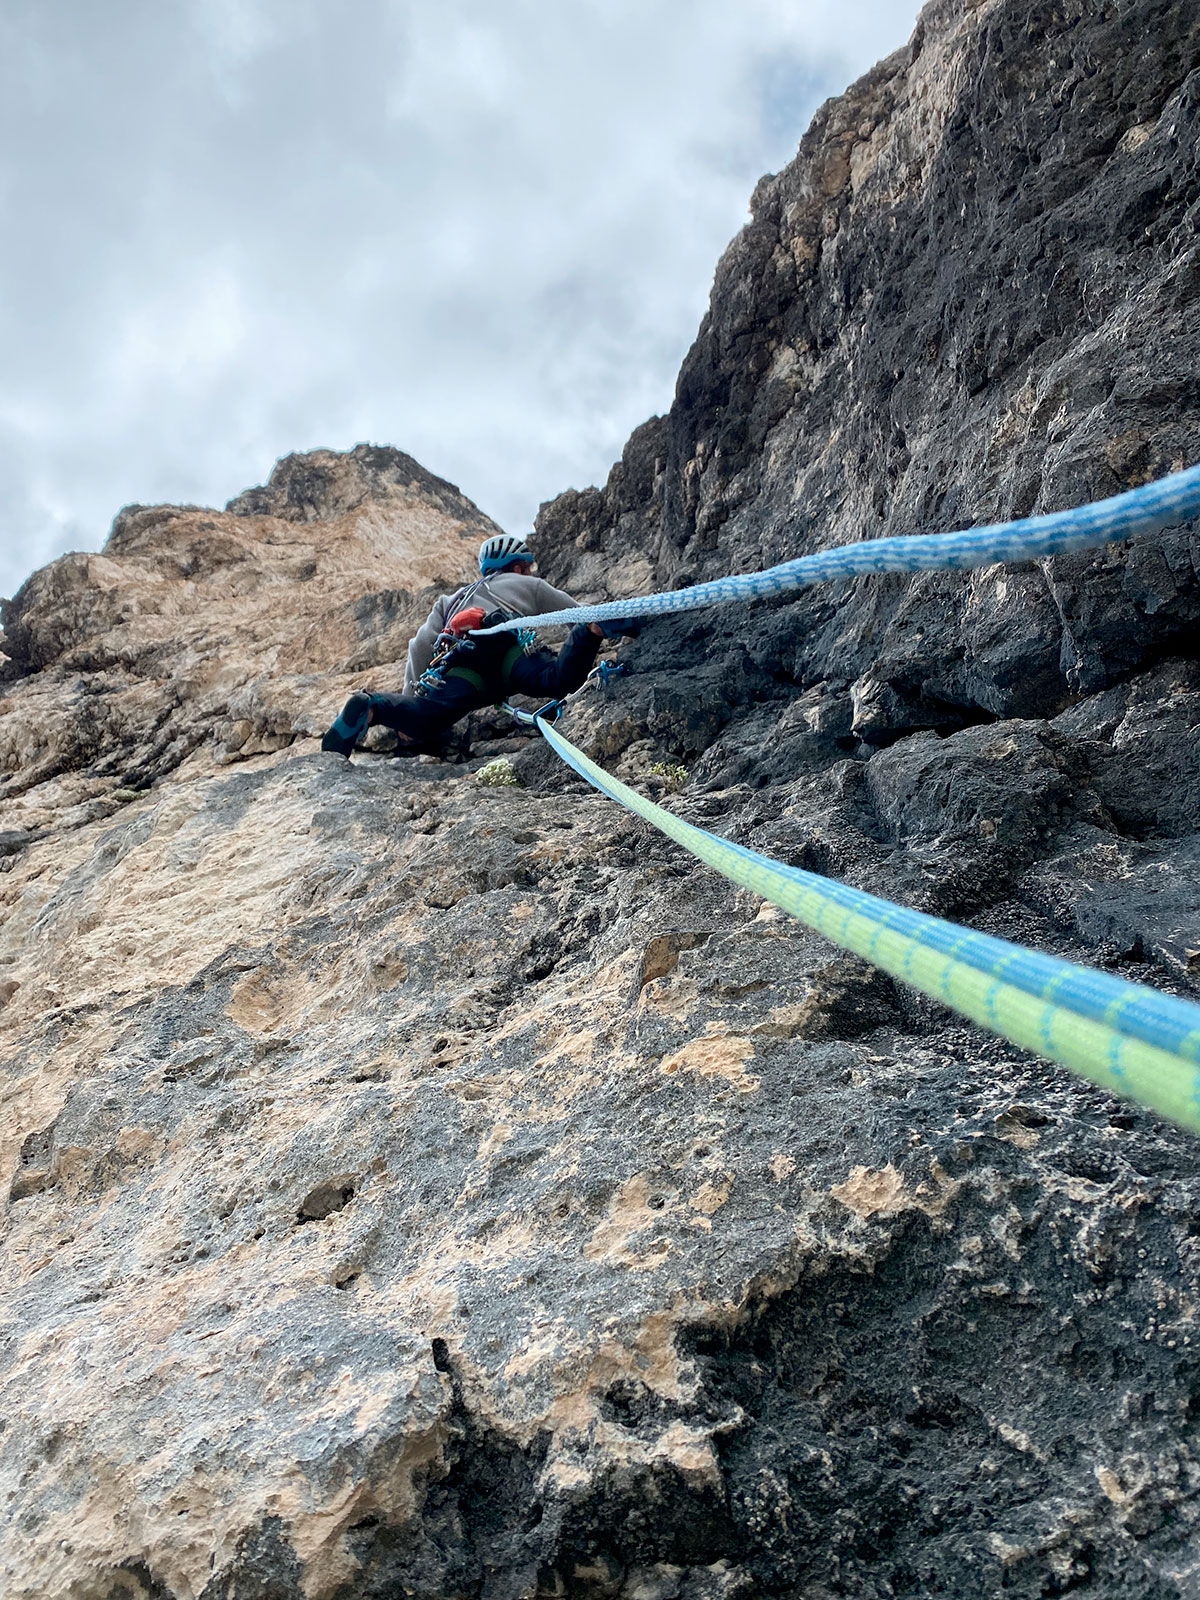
475, 757, 521, 788
647, 761, 689, 793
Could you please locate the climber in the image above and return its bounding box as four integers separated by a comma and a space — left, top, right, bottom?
320, 534, 635, 757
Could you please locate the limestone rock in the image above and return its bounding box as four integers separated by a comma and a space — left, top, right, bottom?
0, 446, 498, 841
223, 441, 499, 533
4, 3, 1200, 1598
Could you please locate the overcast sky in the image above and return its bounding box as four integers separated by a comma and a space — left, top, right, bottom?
0, 0, 920, 598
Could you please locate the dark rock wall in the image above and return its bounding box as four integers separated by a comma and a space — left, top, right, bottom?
528, 0, 1200, 987
506, 8, 1200, 1582
536, 0, 1200, 729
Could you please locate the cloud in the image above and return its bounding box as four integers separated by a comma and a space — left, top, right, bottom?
0, 0, 920, 598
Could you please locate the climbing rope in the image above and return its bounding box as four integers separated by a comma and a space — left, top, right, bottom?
475, 462, 1200, 632
479, 461, 1200, 1128
535, 717, 1200, 1134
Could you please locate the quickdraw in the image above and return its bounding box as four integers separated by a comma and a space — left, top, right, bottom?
591, 659, 627, 689
499, 656, 628, 728
503, 699, 567, 728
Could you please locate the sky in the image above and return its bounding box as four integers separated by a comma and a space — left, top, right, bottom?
0, 0, 921, 599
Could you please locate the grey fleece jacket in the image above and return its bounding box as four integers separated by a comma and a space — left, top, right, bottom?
403, 572, 579, 693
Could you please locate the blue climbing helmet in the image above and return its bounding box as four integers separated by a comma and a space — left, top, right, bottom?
479, 534, 534, 576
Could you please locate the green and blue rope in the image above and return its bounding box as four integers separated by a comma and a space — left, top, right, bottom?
539, 718, 1200, 1134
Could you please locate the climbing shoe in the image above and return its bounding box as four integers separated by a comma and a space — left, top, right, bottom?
321, 693, 371, 756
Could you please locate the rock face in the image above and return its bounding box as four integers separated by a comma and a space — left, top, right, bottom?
539, 0, 1200, 714
0, 444, 498, 843
3, 4, 1200, 1599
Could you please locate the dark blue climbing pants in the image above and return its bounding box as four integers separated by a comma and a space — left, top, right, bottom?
322, 623, 601, 754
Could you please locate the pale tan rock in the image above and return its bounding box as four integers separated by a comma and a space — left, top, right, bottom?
0, 444, 499, 840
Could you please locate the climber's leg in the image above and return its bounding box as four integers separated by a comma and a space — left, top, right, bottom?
373, 672, 488, 735
322, 672, 495, 756
320, 692, 373, 756
506, 623, 603, 700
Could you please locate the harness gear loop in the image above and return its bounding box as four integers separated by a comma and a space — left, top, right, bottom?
417, 598, 531, 697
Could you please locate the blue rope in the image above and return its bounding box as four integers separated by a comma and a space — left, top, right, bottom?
475, 463, 1200, 632
540, 723, 1200, 1066
707, 832, 1200, 1066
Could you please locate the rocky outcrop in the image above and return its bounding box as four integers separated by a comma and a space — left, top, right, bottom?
0, 446, 498, 843
223, 443, 499, 533
3, 3, 1200, 1599
538, 0, 1200, 717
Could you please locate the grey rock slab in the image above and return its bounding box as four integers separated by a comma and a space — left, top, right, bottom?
1019, 824, 1200, 974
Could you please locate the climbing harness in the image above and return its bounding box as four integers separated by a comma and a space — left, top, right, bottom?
417, 597, 536, 697
474, 462, 1200, 633
415, 578, 490, 694
496, 462, 1200, 1133
417, 607, 486, 694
